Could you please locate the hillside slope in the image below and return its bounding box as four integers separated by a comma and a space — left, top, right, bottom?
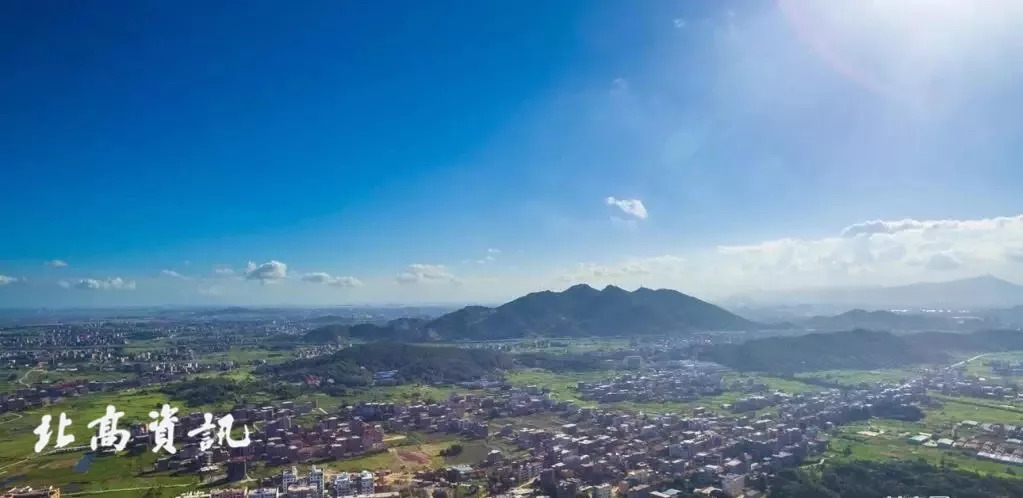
303, 284, 757, 342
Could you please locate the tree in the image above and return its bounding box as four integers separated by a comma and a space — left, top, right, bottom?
441, 443, 464, 457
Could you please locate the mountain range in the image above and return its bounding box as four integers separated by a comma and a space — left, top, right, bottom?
799, 309, 985, 332
730, 275, 1023, 309
303, 284, 757, 342
706, 328, 1023, 374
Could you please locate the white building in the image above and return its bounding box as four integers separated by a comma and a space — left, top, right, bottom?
593, 483, 612, 498
247, 489, 280, 498
721, 473, 745, 498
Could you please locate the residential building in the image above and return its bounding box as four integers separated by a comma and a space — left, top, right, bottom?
2, 487, 60, 498
332, 473, 352, 497
309, 466, 324, 496
721, 474, 745, 498
358, 470, 374, 495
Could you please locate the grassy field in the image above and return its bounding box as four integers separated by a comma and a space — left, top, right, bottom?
825, 422, 1021, 479
923, 394, 1023, 432
0, 389, 199, 496
794, 368, 920, 387
504, 369, 614, 407
807, 388, 1023, 482
505, 368, 822, 416
963, 352, 1023, 381
196, 347, 295, 366
332, 384, 471, 405
0, 369, 27, 393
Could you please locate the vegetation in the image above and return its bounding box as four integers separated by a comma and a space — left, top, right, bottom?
801, 308, 968, 331
707, 329, 1023, 374
258, 342, 512, 388
160, 377, 298, 406
302, 284, 757, 342
770, 460, 1023, 497
439, 443, 463, 457
514, 351, 623, 371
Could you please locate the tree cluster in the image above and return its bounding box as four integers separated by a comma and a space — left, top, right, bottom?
769, 460, 1023, 498
257, 342, 512, 386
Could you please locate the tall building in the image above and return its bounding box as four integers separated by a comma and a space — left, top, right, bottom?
357, 471, 374, 495
332, 473, 352, 497
227, 459, 248, 482
308, 466, 324, 496
282, 466, 300, 491
721, 474, 745, 498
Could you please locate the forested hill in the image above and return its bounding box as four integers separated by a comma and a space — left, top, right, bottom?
256, 342, 511, 386
800, 308, 972, 331
705, 328, 1023, 374
302, 284, 758, 342
769, 460, 1023, 497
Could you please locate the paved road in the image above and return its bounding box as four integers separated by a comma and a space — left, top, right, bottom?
897, 353, 992, 389
64, 483, 192, 496
951, 353, 991, 369
17, 367, 44, 386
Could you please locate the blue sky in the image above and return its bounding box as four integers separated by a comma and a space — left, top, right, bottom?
2, 0, 1023, 307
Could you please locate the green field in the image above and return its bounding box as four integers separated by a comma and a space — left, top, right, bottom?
825, 423, 1021, 479
794, 368, 920, 387
197, 347, 295, 366
963, 352, 1023, 382
504, 369, 614, 407
0, 389, 197, 497
504, 368, 822, 416
923, 394, 1023, 431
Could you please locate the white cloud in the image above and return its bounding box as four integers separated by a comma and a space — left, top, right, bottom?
924, 252, 962, 271
558, 255, 687, 283
476, 249, 501, 264
710, 214, 1023, 290
1006, 247, 1023, 263
57, 280, 71, 289
245, 261, 287, 283
546, 214, 1023, 297
611, 77, 629, 94
301, 272, 363, 288
605, 197, 648, 220
71, 277, 136, 291
0, 275, 20, 286
673, 18, 687, 29
46, 260, 68, 268
212, 265, 236, 277
396, 264, 460, 285
160, 269, 188, 279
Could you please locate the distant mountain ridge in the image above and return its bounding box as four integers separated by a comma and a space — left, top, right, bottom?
800, 309, 978, 332
733, 275, 1023, 309
303, 284, 758, 342
706, 328, 1023, 374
